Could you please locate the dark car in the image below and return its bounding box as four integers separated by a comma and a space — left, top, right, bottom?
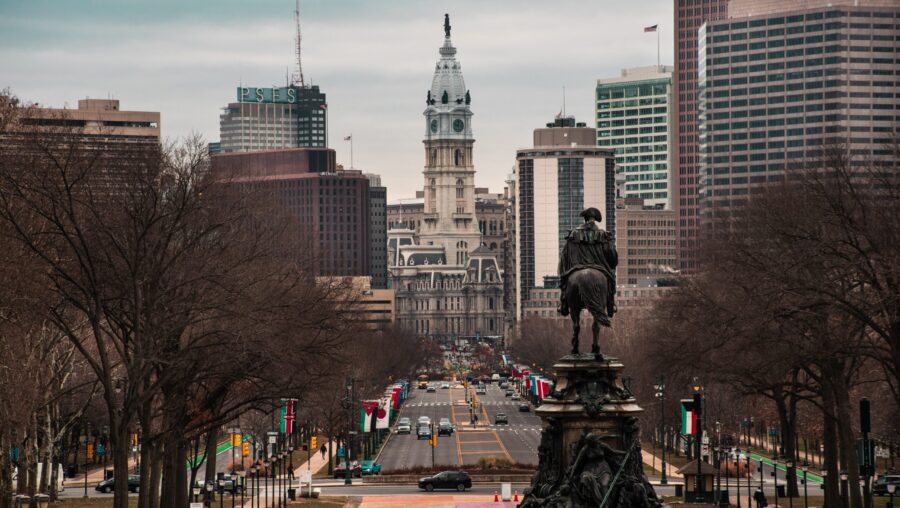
438, 419, 454, 436
96, 475, 140, 493
504, 390, 514, 397
417, 425, 433, 440
418, 471, 472, 492
495, 412, 508, 425
518, 403, 530, 412
333, 460, 362, 479
873, 475, 900, 496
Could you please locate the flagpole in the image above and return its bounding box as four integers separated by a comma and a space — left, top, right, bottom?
657, 26, 660, 70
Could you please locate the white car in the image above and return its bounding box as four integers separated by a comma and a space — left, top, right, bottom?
441, 382, 450, 389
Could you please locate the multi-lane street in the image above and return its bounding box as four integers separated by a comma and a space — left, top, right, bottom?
377, 382, 541, 471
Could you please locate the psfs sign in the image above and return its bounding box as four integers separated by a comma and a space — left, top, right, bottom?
237, 87, 299, 104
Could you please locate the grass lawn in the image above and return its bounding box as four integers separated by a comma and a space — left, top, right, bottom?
49, 499, 137, 507
644, 442, 690, 469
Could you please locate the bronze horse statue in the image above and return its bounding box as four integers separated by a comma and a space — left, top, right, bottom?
564, 268, 611, 357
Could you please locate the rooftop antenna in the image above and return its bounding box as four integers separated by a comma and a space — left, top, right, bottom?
291, 0, 306, 87
563, 86, 566, 117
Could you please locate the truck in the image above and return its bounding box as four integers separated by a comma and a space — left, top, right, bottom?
491, 374, 500, 384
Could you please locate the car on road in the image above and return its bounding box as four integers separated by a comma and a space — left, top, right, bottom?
417, 425, 433, 440
427, 385, 436, 393
518, 403, 530, 412
418, 471, 472, 492
475, 387, 486, 395
874, 475, 900, 496
96, 475, 140, 493
360, 460, 382, 475
494, 412, 509, 425
396, 417, 412, 434
417, 416, 431, 426
438, 418, 454, 436
511, 392, 520, 400
333, 460, 362, 479
504, 390, 513, 397
441, 382, 450, 389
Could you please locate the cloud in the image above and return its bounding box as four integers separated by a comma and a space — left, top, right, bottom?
2, 0, 674, 199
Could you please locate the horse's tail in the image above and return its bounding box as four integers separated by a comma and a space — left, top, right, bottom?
576, 271, 611, 327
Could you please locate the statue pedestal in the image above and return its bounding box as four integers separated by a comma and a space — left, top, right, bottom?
521, 354, 661, 508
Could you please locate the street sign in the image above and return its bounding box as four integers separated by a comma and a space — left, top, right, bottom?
337, 447, 345, 458
268, 435, 277, 444
96, 444, 106, 457
299, 470, 311, 483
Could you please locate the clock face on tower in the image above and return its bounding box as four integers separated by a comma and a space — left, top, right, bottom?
430, 119, 438, 133
453, 119, 465, 133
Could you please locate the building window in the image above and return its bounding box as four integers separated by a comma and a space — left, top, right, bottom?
456, 178, 464, 199
454, 149, 462, 166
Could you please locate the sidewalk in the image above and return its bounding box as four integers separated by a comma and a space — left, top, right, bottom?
239, 441, 334, 508
62, 457, 139, 487
641, 449, 683, 481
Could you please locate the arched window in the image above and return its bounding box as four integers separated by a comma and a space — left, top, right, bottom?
428, 179, 436, 213
454, 149, 462, 166
430, 149, 437, 166
456, 178, 464, 199
490, 242, 497, 250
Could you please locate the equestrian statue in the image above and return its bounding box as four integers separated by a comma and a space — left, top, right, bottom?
558, 207, 618, 357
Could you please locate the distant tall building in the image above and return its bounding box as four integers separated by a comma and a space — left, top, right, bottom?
217, 85, 327, 153
615, 198, 677, 286
698, 0, 900, 220
366, 173, 388, 289
13, 98, 159, 144
514, 116, 616, 321
674, 0, 730, 272
389, 15, 505, 345
596, 66, 674, 209
211, 148, 372, 278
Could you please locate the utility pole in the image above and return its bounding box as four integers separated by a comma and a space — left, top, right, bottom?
343, 378, 354, 486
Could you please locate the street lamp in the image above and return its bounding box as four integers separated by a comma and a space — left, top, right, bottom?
269, 455, 278, 507
799, 466, 809, 508
840, 472, 849, 508
887, 482, 895, 508
204, 483, 214, 508
654, 376, 667, 485
786, 460, 794, 508
249, 465, 257, 508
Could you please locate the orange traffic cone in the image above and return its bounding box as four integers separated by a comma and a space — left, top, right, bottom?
494, 490, 499, 502
514, 490, 519, 501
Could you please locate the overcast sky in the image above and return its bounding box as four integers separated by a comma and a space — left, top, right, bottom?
2, 0, 673, 201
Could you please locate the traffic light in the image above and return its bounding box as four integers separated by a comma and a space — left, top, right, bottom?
86, 442, 94, 461
232, 433, 241, 447
131, 433, 139, 446
242, 442, 250, 457
310, 436, 317, 450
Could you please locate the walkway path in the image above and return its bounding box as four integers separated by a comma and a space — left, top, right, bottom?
240, 440, 335, 507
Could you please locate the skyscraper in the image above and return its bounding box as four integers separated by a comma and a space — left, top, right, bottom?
597, 66, 675, 209
698, 0, 900, 220
514, 116, 616, 321
217, 85, 327, 153
366, 173, 388, 289
673, 0, 730, 272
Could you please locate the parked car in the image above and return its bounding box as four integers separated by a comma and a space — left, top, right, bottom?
519, 403, 530, 412
417, 425, 433, 440
396, 417, 412, 434
418, 471, 472, 492
438, 418, 454, 436
96, 475, 140, 493
873, 475, 900, 496
495, 412, 509, 425
333, 460, 362, 479
360, 460, 382, 476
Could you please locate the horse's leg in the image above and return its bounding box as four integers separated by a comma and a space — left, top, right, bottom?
571, 311, 580, 355
591, 317, 601, 355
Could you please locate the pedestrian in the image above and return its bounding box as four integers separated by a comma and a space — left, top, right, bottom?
753, 487, 768, 508
320, 443, 327, 460
473, 414, 479, 427
288, 466, 294, 480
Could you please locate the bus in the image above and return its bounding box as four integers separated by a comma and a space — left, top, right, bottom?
417, 374, 429, 389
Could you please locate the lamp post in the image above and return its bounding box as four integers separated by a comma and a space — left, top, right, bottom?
735, 458, 741, 508
887, 482, 896, 508
269, 455, 277, 507
654, 377, 667, 485
786, 460, 794, 508
772, 460, 779, 508
800, 466, 809, 508
249, 465, 257, 508
238, 470, 245, 507
204, 483, 213, 507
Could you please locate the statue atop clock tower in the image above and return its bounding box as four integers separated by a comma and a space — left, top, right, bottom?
420, 14, 480, 266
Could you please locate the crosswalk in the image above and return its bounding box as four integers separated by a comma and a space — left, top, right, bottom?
406, 401, 525, 407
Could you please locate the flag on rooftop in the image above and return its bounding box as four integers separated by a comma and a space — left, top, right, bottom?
344, 135, 352, 141
644, 24, 658, 32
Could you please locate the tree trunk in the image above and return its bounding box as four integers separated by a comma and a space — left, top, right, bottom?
832, 375, 862, 508
203, 428, 219, 503
148, 443, 163, 508
822, 388, 841, 508
174, 439, 189, 508
138, 439, 152, 508
112, 424, 131, 508
773, 382, 800, 497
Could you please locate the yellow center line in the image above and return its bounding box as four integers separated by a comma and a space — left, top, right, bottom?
450, 387, 463, 466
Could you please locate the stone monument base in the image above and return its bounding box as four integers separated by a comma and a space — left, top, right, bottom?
519, 354, 661, 508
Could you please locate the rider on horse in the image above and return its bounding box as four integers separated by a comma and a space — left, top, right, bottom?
557, 207, 618, 320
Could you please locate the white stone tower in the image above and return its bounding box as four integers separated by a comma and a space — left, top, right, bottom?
419, 14, 481, 267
